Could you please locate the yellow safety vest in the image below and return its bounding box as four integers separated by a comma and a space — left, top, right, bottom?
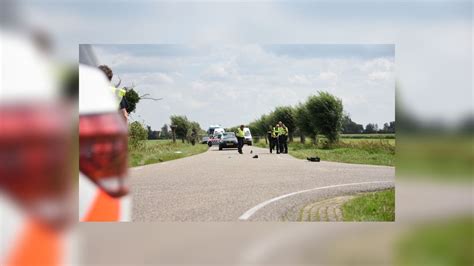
282, 126, 288, 136
236, 128, 245, 138
277, 127, 285, 136
272, 127, 278, 137
110, 86, 126, 104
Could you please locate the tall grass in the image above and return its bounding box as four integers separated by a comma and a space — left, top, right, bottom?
128, 140, 209, 167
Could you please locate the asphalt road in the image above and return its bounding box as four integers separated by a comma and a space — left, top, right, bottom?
130, 145, 395, 221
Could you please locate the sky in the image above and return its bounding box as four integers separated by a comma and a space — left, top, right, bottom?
18, 0, 472, 128
92, 44, 395, 130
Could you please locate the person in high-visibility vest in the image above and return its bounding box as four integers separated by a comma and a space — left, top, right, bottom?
99, 65, 129, 121
277, 121, 288, 154
267, 125, 275, 154
280, 122, 289, 154
273, 124, 281, 154
236, 124, 245, 154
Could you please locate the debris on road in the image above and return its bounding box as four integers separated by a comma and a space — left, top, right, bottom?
250, 150, 253, 154
252, 155, 259, 159
307, 156, 320, 162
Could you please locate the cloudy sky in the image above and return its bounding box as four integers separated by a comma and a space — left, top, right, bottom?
21, 0, 472, 128
93, 44, 394, 129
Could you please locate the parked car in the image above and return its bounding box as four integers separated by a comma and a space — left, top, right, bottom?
219, 132, 238, 150
244, 127, 253, 145
201, 136, 209, 144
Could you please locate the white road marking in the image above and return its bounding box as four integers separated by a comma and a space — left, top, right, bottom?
238, 181, 394, 220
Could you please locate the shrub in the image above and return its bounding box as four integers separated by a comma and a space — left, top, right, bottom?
129, 121, 148, 150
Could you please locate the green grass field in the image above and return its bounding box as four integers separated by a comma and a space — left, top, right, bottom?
341, 133, 395, 139
396, 216, 473, 266
129, 139, 209, 167
255, 134, 395, 166
341, 188, 395, 221
396, 135, 473, 180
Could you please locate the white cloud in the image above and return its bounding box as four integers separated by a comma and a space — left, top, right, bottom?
368, 71, 391, 81
359, 58, 394, 73
318, 71, 338, 81
288, 74, 312, 86
155, 73, 174, 84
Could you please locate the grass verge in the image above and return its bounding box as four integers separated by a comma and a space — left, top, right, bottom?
129, 139, 209, 167
255, 136, 395, 166
396, 216, 473, 266
341, 188, 395, 221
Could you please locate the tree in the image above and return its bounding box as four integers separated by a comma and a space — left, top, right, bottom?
189, 121, 202, 144
272, 106, 296, 142
342, 114, 364, 134
170, 115, 191, 143
248, 114, 271, 143
123, 88, 140, 114
305, 91, 343, 144
388, 121, 395, 133
294, 103, 314, 143
161, 124, 170, 139
364, 123, 378, 133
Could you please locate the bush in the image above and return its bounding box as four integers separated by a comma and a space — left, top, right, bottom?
124, 88, 140, 113
129, 121, 148, 150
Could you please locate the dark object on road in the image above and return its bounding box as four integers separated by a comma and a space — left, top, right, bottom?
250, 150, 253, 154
252, 155, 259, 159
307, 157, 320, 162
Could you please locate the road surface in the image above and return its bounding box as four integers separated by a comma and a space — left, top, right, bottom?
130, 145, 395, 221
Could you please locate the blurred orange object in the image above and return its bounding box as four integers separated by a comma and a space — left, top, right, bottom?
83, 189, 120, 222
5, 220, 62, 266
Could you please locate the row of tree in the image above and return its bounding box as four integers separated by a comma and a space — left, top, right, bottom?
246, 91, 343, 144
246, 91, 395, 144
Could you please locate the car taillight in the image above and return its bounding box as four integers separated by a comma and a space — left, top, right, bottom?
79, 112, 128, 197
0, 104, 73, 227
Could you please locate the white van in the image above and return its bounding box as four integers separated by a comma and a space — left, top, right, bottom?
243, 127, 252, 145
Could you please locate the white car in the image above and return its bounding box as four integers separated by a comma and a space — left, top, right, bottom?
78, 45, 131, 222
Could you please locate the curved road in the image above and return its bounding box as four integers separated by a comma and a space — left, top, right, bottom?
130, 145, 395, 221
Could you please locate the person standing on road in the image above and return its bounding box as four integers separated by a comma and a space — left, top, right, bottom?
280, 122, 289, 154
277, 121, 287, 154
267, 125, 276, 153
98, 65, 129, 122
236, 124, 245, 154
274, 123, 281, 154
